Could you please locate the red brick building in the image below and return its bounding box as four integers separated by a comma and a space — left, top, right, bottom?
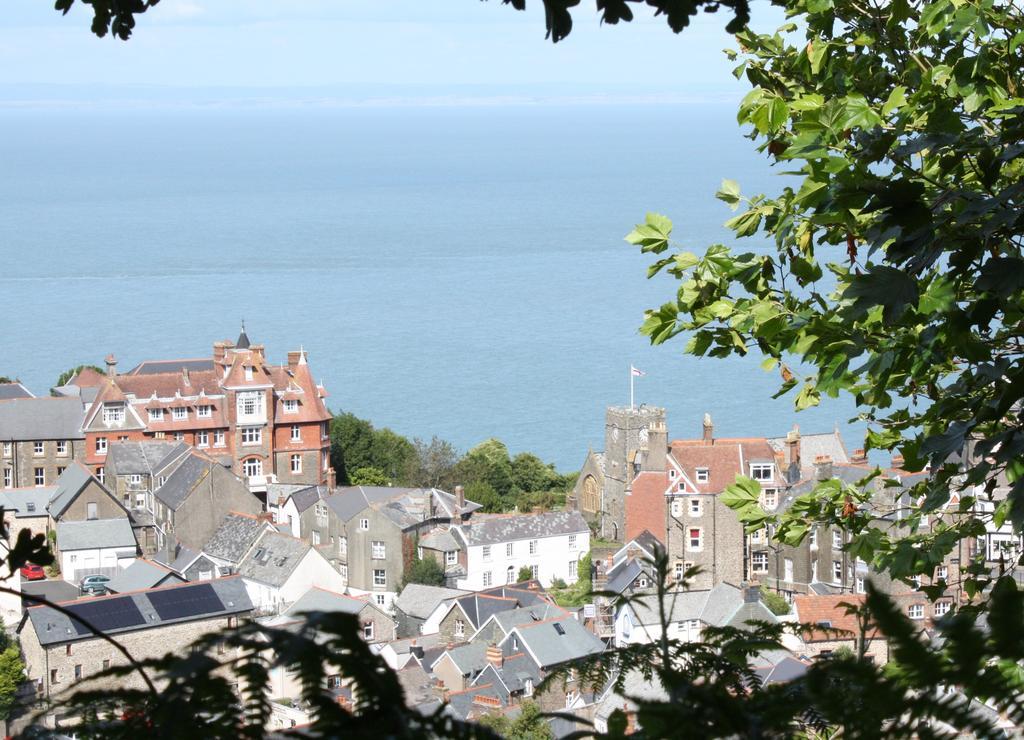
76, 328, 332, 489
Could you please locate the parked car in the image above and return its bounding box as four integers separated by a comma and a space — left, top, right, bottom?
79, 574, 111, 595
19, 564, 46, 581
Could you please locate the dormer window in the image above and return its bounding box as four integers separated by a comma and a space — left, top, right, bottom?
197, 405, 212, 418
284, 399, 298, 414
102, 403, 125, 425
172, 407, 187, 421
149, 408, 164, 422
244, 366, 254, 381
696, 468, 709, 483
751, 463, 774, 481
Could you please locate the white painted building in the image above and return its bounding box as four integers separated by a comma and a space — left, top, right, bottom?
56, 518, 138, 582
236, 529, 347, 615
450, 511, 590, 590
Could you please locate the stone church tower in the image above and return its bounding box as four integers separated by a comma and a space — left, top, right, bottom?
572, 405, 666, 542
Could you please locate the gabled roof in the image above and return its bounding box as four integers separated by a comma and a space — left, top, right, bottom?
0, 382, 33, 400
504, 614, 605, 669
431, 642, 488, 675
477, 603, 568, 638
419, 528, 459, 552
25, 577, 252, 646
153, 452, 234, 511
325, 486, 480, 528
605, 559, 648, 596
0, 396, 86, 441
394, 583, 470, 620
281, 587, 380, 618
0, 487, 56, 517
48, 463, 124, 520
793, 594, 878, 641
203, 512, 272, 564
471, 653, 542, 696
107, 440, 190, 477
55, 518, 137, 552
285, 484, 329, 514
236, 529, 311, 588
454, 511, 589, 547
625, 583, 778, 631
105, 559, 183, 593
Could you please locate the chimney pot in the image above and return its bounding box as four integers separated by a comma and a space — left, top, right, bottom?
287, 350, 301, 369
486, 643, 503, 669
105, 354, 117, 377
813, 455, 833, 481
702, 413, 714, 445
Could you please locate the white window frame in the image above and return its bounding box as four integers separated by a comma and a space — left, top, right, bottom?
129, 474, 142, 486
236, 391, 265, 421
102, 404, 125, 424
833, 560, 842, 583
568, 560, 578, 579
373, 569, 386, 588
148, 408, 164, 422
689, 498, 702, 516
34, 468, 45, 487
95, 437, 108, 455
197, 405, 212, 418
832, 530, 842, 549
371, 541, 386, 559
284, 399, 298, 414
359, 518, 369, 531
454, 619, 465, 638
506, 566, 516, 583
936, 565, 948, 580
172, 407, 187, 421
752, 551, 768, 573
362, 621, 375, 640
56, 440, 68, 456
908, 604, 924, 620
290, 454, 302, 474
241, 426, 262, 445
214, 429, 225, 447
934, 601, 951, 617
482, 571, 493, 587
243, 458, 262, 478
482, 545, 491, 562
446, 550, 457, 566
290, 425, 301, 442
2, 469, 11, 488
33, 441, 44, 456
696, 467, 709, 483
762, 489, 777, 509
529, 540, 538, 556
670, 498, 682, 517
506, 542, 513, 558
196, 430, 209, 448
2, 442, 10, 457
750, 463, 773, 481
568, 534, 577, 550
674, 561, 684, 581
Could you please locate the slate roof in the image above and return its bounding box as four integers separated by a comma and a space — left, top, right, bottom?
236, 529, 310, 588
0, 383, 33, 400
472, 653, 542, 696
0, 396, 86, 441
454, 511, 589, 547
485, 603, 568, 636
105, 559, 182, 593
56, 518, 137, 552
394, 584, 470, 619
397, 663, 440, 714
47, 463, 98, 518
768, 429, 851, 470
285, 484, 329, 514
420, 528, 459, 551
281, 587, 373, 618
753, 656, 810, 685
626, 583, 778, 631
0, 487, 56, 517
127, 359, 216, 376
154, 452, 218, 510
25, 577, 252, 646
434, 642, 489, 675
107, 441, 189, 476
507, 614, 605, 669
203, 513, 271, 563
605, 559, 647, 595
450, 586, 550, 629
630, 530, 665, 558
325, 486, 481, 528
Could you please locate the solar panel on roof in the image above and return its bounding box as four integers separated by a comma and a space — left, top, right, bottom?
66, 597, 146, 636
147, 583, 225, 621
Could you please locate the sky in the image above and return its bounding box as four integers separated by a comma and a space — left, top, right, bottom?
0, 0, 786, 106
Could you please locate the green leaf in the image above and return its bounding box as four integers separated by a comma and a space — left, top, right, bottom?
845, 266, 920, 324
881, 86, 908, 116
716, 179, 742, 210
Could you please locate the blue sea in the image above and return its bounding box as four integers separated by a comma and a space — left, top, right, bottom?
0, 103, 865, 470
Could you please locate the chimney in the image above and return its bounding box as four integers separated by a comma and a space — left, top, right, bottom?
287, 350, 302, 369
182, 367, 191, 387
327, 467, 337, 490
213, 341, 229, 364
814, 455, 833, 481
455, 485, 465, 512
486, 643, 503, 669
851, 448, 868, 464
702, 413, 714, 445
105, 354, 117, 377
743, 583, 761, 603
786, 427, 801, 468
644, 420, 668, 472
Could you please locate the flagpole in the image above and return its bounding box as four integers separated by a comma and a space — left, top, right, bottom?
630, 365, 634, 411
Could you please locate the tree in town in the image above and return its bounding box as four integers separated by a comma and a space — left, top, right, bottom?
403, 553, 447, 588
0, 377, 15, 385
510, 453, 559, 495
454, 439, 515, 501
517, 565, 534, 582
478, 700, 553, 740
349, 466, 391, 487
329, 412, 417, 486
408, 436, 460, 489
465, 480, 504, 514
53, 364, 103, 389
0, 618, 24, 721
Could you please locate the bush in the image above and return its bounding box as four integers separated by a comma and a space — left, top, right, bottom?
760, 587, 791, 616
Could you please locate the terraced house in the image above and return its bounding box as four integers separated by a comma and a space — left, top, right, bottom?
67, 327, 332, 489
0, 394, 87, 489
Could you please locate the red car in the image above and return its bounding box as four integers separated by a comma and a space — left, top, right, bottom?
19, 564, 45, 581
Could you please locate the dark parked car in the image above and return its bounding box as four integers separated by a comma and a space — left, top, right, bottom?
79, 574, 111, 595
19, 564, 46, 581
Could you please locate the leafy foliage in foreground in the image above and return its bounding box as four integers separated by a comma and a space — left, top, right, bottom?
633, 0, 1024, 595
56, 0, 754, 43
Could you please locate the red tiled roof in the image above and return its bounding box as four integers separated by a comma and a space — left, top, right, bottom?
793, 594, 879, 641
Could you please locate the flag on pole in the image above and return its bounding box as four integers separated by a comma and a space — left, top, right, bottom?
631, 366, 646, 377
